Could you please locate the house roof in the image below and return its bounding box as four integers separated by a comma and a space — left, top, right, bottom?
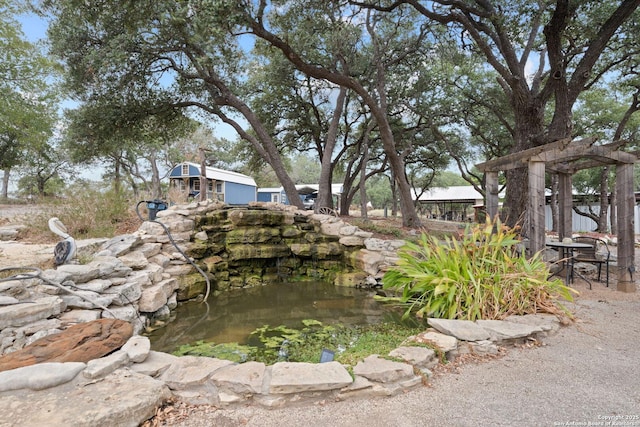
177, 162, 257, 187
414, 186, 483, 202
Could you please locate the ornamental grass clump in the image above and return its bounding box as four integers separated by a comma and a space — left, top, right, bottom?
380, 217, 575, 321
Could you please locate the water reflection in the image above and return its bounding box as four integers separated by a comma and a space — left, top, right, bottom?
146, 281, 401, 353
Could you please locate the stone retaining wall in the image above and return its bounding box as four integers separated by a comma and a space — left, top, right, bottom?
0, 200, 403, 356
0, 200, 565, 425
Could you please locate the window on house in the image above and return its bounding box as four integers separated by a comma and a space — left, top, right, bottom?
271, 194, 280, 203
193, 180, 201, 191
216, 182, 223, 193
181, 164, 189, 176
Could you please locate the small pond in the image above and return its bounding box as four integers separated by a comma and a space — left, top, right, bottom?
146, 281, 403, 354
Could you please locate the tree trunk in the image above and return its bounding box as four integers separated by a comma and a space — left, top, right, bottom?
247, 17, 420, 226
504, 97, 548, 228
1, 168, 10, 199
317, 86, 347, 212
149, 152, 162, 199
359, 141, 369, 219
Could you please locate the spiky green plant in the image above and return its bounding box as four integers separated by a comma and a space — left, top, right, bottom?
380, 217, 575, 321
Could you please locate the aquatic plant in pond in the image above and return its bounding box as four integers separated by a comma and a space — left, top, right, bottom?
172, 320, 426, 366
380, 217, 576, 321
146, 281, 401, 354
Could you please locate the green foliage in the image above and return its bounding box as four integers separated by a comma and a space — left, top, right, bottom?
173, 341, 253, 363
171, 320, 425, 367
381, 217, 575, 321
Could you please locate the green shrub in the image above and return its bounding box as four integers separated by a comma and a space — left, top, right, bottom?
380, 217, 575, 321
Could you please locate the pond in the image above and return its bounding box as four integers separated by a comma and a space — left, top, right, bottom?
146, 281, 402, 354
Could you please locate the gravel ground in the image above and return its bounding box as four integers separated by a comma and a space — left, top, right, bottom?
154, 280, 640, 427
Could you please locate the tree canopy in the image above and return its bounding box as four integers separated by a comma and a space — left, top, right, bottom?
24, 0, 640, 225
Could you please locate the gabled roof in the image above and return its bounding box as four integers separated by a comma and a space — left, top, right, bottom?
174, 162, 256, 187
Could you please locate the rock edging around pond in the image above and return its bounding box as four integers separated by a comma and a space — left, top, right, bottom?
0, 200, 401, 356
0, 313, 561, 427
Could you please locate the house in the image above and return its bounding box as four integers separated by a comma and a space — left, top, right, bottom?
169, 162, 257, 205
413, 186, 484, 221
257, 184, 343, 210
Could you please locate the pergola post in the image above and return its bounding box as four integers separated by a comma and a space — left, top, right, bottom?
557, 173, 573, 240
616, 163, 636, 292
528, 161, 546, 255
485, 171, 499, 221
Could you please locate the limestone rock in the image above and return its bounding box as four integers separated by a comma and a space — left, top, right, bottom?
0, 369, 170, 427
353, 355, 415, 383
159, 355, 233, 405
101, 234, 142, 257
59, 309, 101, 324
428, 318, 491, 341
475, 319, 543, 342
504, 313, 561, 334
121, 335, 151, 363
211, 361, 266, 394
388, 346, 438, 369
0, 362, 86, 392
138, 278, 179, 312
268, 361, 352, 394
60, 290, 114, 310
130, 350, 179, 377
83, 350, 129, 379
0, 296, 65, 329
408, 331, 457, 353
108, 281, 143, 306
159, 355, 233, 390
118, 250, 149, 270
0, 318, 133, 372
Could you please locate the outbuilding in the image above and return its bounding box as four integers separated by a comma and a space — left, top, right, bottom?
169, 162, 257, 205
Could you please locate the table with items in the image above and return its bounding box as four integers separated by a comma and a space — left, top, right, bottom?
545, 240, 593, 285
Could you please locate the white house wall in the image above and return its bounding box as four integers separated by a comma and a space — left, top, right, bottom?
544, 205, 640, 234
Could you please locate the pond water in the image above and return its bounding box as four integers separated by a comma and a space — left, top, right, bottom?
146, 281, 402, 354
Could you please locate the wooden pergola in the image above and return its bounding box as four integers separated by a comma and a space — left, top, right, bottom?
476, 137, 637, 293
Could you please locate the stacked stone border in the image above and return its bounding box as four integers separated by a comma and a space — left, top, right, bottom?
0, 200, 564, 426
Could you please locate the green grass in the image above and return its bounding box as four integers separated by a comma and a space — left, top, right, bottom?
171, 320, 428, 367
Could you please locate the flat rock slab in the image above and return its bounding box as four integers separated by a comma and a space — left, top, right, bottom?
269, 361, 352, 394
409, 331, 457, 353
131, 350, 179, 377
353, 355, 416, 383
388, 346, 438, 369
504, 313, 561, 333
212, 361, 266, 395
0, 318, 133, 372
428, 318, 491, 341
0, 369, 170, 427
0, 296, 65, 329
159, 355, 234, 390
0, 362, 86, 392
475, 319, 543, 341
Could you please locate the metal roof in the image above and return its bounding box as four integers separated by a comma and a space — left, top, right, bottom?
414, 186, 484, 202
182, 162, 256, 187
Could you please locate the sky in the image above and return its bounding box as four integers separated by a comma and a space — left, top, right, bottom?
12, 10, 241, 189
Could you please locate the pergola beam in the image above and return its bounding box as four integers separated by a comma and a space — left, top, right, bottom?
477, 138, 637, 292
